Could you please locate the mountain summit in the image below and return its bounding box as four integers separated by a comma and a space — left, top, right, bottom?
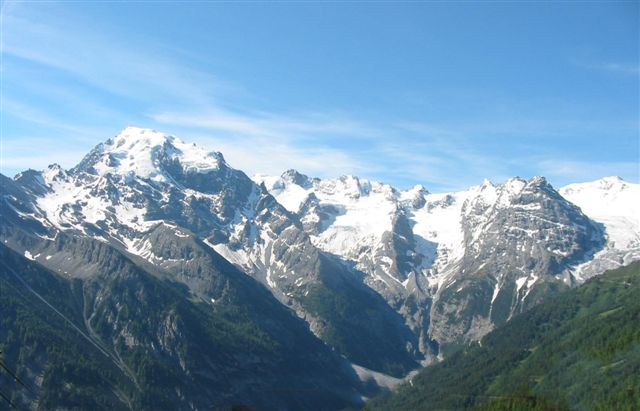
74, 126, 226, 181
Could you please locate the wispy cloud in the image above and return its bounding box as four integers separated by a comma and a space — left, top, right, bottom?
594, 62, 639, 76
151, 109, 514, 190
2, 98, 111, 138
596, 62, 640, 76
188, 131, 371, 179
151, 109, 379, 141
2, 12, 227, 107
1, 135, 94, 176
536, 159, 639, 185
149, 106, 389, 181
574, 58, 640, 77
370, 138, 512, 191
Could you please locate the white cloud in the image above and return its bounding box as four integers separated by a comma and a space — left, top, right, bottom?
1, 12, 226, 106
151, 108, 381, 141
536, 159, 639, 185
574, 58, 640, 77
593, 62, 640, 76
1, 6, 382, 181
187, 132, 370, 179
2, 98, 112, 138
149, 107, 390, 181
0, 135, 93, 176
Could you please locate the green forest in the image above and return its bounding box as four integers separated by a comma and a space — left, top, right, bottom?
367, 261, 640, 411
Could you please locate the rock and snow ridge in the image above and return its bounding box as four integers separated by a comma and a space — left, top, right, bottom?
4, 126, 639, 366
255, 168, 638, 348
255, 171, 637, 287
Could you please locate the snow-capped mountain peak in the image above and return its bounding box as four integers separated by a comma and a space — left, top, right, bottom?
398, 184, 429, 209
42, 163, 67, 182
560, 176, 639, 254
281, 169, 314, 188
560, 176, 637, 220
31, 127, 250, 244
562, 175, 628, 195
73, 126, 225, 182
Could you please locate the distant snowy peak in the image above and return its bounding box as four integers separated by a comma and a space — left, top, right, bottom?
560, 176, 636, 208
462, 176, 558, 211
281, 169, 314, 188
254, 170, 414, 214
254, 171, 313, 213
560, 176, 640, 250
254, 170, 410, 287
72, 126, 226, 182
562, 176, 627, 192
256, 173, 608, 287
560, 176, 638, 221
398, 184, 429, 209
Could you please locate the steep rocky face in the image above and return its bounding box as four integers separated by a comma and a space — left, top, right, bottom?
2, 127, 420, 377
255, 173, 440, 358
255, 172, 418, 298
429, 177, 604, 349
0, 242, 363, 411
257, 171, 625, 357
256, 172, 439, 356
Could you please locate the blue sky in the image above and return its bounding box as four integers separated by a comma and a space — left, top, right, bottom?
1, 1, 638, 191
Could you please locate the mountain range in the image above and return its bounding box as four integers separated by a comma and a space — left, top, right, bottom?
1, 126, 638, 410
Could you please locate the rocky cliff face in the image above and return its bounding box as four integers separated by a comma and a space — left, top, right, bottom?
0, 239, 365, 410
429, 177, 604, 350
257, 168, 632, 357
